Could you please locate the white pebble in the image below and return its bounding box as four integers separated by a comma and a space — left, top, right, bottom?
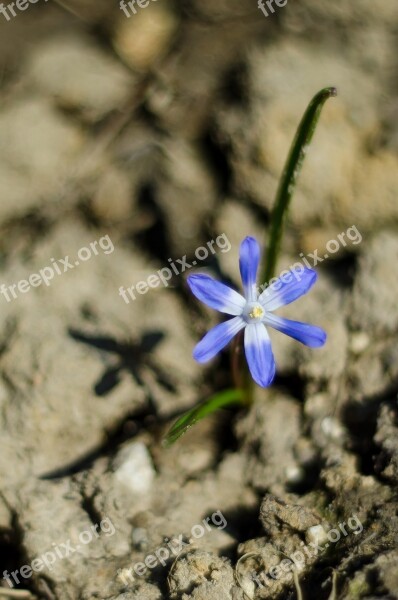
306, 524, 329, 546
285, 464, 304, 484
349, 332, 370, 354
321, 417, 345, 441
113, 442, 155, 495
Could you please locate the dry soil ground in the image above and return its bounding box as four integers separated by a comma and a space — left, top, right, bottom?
0, 1, 398, 599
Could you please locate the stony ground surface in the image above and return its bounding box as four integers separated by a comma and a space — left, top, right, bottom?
0, 1, 397, 599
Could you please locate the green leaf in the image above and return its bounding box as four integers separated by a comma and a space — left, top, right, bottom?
163, 388, 245, 446
262, 86, 337, 284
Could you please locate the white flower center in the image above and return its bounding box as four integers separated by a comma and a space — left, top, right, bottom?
243, 302, 264, 323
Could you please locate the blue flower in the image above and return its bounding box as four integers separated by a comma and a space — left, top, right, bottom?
187, 236, 327, 388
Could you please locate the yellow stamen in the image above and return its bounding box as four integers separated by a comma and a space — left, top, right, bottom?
249, 306, 263, 319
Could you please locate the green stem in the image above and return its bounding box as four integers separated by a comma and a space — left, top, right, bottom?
261, 86, 337, 284
230, 332, 253, 405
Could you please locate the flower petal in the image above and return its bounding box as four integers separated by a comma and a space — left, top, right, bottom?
259, 268, 317, 311
244, 323, 275, 387
187, 274, 246, 315
239, 237, 261, 302
264, 313, 327, 347
193, 316, 245, 363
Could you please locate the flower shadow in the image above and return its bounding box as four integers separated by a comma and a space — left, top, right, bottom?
68, 328, 177, 396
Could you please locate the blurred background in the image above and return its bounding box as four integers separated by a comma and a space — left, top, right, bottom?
0, 1, 398, 599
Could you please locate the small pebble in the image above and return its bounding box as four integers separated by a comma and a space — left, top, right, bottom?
349, 332, 370, 354
306, 524, 329, 546
113, 442, 155, 495
321, 417, 346, 441
285, 464, 305, 484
